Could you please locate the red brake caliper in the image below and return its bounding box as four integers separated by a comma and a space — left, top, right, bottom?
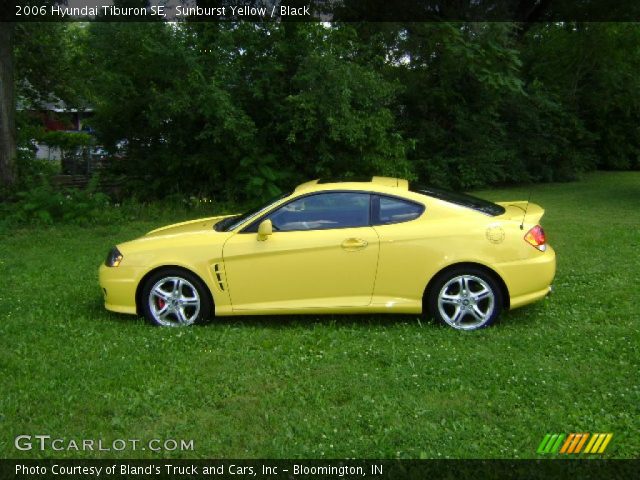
157, 298, 166, 309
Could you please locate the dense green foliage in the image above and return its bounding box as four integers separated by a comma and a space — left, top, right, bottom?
0, 174, 234, 228
1, 172, 638, 458
0, 180, 111, 225
12, 22, 640, 202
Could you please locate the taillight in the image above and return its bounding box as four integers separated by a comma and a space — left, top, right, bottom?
524, 225, 547, 251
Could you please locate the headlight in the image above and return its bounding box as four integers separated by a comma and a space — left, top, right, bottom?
105, 247, 123, 267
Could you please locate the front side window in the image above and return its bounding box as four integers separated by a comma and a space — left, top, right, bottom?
373, 195, 424, 225
216, 192, 291, 232
263, 192, 371, 232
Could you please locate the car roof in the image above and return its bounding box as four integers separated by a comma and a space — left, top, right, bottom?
294, 176, 409, 193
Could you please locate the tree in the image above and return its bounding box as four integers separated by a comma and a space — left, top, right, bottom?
1, 0, 96, 190
84, 22, 410, 200
1, 16, 89, 190
522, 22, 640, 171
0, 23, 16, 188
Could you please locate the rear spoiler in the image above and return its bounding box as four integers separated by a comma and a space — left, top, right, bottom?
496, 201, 545, 226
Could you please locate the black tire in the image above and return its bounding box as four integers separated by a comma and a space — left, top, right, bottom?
140, 268, 212, 327
426, 267, 503, 330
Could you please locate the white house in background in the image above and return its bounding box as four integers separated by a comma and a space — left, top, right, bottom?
18, 99, 94, 161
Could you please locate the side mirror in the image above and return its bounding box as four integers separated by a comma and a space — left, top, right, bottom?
257, 219, 273, 241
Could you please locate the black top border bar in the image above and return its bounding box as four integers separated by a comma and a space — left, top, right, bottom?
3, 1, 640, 22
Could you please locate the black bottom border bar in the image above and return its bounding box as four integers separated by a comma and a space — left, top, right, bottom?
2, 459, 639, 480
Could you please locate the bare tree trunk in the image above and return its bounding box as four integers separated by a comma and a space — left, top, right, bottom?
0, 22, 16, 189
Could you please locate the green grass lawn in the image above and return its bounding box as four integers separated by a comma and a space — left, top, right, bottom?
0, 172, 638, 459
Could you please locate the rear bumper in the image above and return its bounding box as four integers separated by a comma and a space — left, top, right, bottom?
495, 245, 556, 310
98, 264, 139, 315
510, 285, 553, 309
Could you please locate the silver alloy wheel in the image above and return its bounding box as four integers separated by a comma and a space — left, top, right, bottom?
148, 276, 201, 327
437, 274, 495, 330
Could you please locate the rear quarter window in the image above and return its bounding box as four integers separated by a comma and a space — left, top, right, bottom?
373, 195, 424, 225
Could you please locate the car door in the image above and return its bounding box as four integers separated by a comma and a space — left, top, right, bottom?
222, 192, 380, 311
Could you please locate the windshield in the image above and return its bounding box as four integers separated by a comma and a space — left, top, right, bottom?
214, 192, 291, 232
412, 185, 505, 216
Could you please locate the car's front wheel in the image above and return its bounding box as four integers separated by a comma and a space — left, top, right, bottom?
141, 269, 212, 327
427, 267, 503, 330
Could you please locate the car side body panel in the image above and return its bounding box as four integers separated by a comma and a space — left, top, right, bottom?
99, 178, 556, 319
222, 226, 381, 311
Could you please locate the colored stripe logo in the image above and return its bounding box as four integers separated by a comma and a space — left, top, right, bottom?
537, 433, 613, 454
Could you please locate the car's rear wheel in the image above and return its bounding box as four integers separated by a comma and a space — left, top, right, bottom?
427, 267, 503, 330
141, 269, 212, 327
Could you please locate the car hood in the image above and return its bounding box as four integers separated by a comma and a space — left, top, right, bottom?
145, 215, 235, 238
115, 215, 236, 265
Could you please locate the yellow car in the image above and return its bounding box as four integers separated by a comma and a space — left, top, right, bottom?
99, 177, 555, 330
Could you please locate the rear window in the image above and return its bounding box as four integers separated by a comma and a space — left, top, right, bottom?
412, 185, 505, 216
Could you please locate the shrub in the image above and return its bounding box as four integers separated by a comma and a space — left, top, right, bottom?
1, 180, 119, 227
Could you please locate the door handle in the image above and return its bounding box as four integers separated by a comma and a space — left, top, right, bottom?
341, 238, 368, 250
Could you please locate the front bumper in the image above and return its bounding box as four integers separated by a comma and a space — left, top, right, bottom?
98, 263, 140, 315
